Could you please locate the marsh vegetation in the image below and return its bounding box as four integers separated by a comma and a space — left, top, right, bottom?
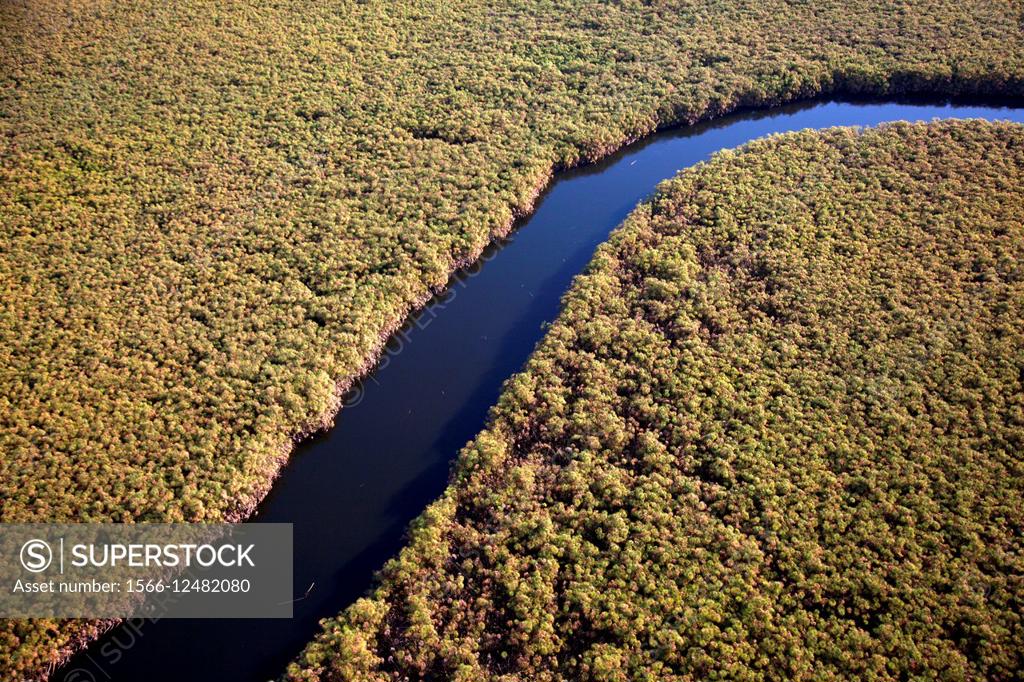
286, 120, 1024, 681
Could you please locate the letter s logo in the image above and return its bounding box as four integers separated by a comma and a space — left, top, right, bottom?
20, 539, 53, 573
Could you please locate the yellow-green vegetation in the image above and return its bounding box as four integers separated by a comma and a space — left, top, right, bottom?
286, 120, 1024, 681
1, 0, 1023, 676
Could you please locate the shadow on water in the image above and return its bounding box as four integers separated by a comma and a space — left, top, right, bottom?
53, 96, 1024, 682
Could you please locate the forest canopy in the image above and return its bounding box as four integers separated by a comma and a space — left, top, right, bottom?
286, 120, 1024, 681
2, 0, 1024, 676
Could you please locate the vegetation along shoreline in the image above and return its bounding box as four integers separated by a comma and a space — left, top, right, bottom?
286, 118, 1024, 681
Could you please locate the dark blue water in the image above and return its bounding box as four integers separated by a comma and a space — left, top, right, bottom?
53, 98, 1024, 682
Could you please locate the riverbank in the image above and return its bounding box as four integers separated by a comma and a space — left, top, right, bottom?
48, 101, 1024, 682
286, 119, 1024, 681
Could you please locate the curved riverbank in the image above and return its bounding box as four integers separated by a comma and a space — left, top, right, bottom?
49, 99, 1024, 682
288, 117, 1024, 681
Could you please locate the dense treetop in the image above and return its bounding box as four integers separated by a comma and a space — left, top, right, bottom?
2, 0, 1023, 676
286, 120, 1024, 681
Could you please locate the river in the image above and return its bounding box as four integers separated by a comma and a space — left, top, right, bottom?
52, 98, 1024, 682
